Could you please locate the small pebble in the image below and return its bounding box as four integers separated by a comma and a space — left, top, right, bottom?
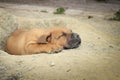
97, 37, 100, 39
83, 78, 86, 80
50, 62, 55, 67
109, 45, 113, 48
88, 15, 93, 19
66, 69, 71, 72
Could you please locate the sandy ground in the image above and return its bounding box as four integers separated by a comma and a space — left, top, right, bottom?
0, 1, 120, 80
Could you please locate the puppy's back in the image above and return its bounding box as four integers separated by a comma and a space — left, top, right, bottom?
6, 29, 28, 55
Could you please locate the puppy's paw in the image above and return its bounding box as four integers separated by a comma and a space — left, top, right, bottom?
53, 48, 62, 53
50, 45, 63, 53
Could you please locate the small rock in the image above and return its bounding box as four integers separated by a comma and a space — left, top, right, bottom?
109, 45, 113, 48
88, 15, 93, 19
83, 78, 86, 80
66, 69, 71, 72
50, 62, 55, 67
97, 37, 100, 39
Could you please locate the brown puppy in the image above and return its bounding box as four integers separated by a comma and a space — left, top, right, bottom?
5, 27, 81, 55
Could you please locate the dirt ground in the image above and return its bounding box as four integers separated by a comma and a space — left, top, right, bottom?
0, 0, 120, 80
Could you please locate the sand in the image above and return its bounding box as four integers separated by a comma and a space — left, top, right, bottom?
0, 1, 120, 80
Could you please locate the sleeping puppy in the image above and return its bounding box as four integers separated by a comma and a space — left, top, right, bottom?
5, 27, 81, 55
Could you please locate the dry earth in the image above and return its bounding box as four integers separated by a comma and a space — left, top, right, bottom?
0, 1, 120, 80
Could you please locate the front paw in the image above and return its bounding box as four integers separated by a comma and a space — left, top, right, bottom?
53, 48, 62, 53
49, 45, 63, 53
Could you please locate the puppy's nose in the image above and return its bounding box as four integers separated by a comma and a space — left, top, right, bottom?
72, 33, 81, 44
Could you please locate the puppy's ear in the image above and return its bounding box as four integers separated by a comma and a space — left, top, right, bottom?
37, 34, 51, 44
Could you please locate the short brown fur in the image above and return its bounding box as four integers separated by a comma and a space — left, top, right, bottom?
6, 27, 80, 55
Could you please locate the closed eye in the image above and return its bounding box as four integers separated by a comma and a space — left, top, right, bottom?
56, 32, 67, 39
62, 32, 67, 36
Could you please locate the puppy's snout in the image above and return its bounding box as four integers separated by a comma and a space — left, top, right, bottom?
64, 33, 81, 49
72, 33, 80, 41
70, 33, 81, 48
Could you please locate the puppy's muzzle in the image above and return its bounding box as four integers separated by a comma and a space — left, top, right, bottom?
64, 33, 81, 49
